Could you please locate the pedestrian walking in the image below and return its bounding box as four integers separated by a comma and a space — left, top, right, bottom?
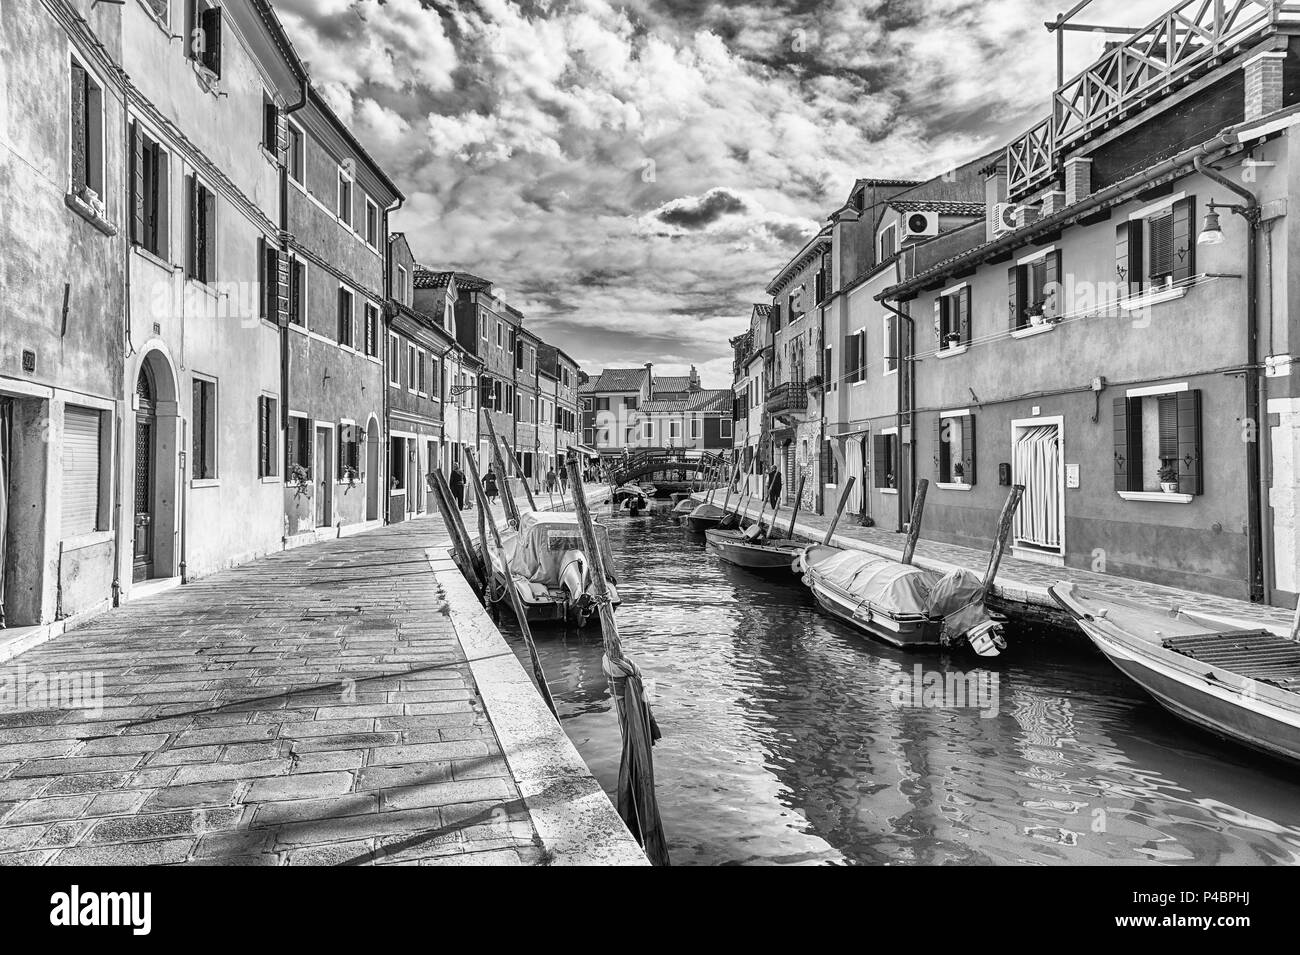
766, 465, 782, 509
449, 464, 467, 509
545, 468, 557, 493
484, 468, 499, 504
559, 465, 569, 493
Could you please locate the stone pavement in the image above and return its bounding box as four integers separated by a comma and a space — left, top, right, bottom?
695, 492, 1295, 634
0, 499, 639, 866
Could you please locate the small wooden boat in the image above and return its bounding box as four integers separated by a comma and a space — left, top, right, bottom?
684, 501, 728, 531
486, 510, 621, 627
1050, 582, 1300, 765
671, 495, 697, 515
612, 483, 649, 515
704, 527, 805, 570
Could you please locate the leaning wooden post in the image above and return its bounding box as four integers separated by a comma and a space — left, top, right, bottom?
466, 450, 557, 718
431, 471, 484, 596
1290, 595, 1300, 643
784, 468, 808, 539
823, 476, 857, 545
479, 410, 521, 524
433, 469, 483, 584
503, 439, 539, 513
900, 478, 930, 565
565, 455, 669, 865
982, 484, 1025, 598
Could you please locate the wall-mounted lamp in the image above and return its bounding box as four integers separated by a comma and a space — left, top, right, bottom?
1198, 200, 1259, 246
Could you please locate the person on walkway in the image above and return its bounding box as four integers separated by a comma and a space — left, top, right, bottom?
484, 468, 499, 504
766, 465, 782, 509
545, 468, 557, 493
558, 465, 569, 493
449, 465, 467, 509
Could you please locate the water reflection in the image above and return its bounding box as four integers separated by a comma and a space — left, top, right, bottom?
498, 512, 1300, 865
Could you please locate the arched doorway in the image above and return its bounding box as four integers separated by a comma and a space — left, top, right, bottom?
132, 351, 179, 583
133, 365, 156, 581
365, 418, 380, 522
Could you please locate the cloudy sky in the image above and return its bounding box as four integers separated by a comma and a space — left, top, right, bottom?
275, 0, 1168, 387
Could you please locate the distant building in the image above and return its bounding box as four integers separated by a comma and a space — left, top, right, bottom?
582, 364, 732, 462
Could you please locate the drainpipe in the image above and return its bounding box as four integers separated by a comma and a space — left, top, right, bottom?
1193, 155, 1265, 603
280, 79, 307, 517
881, 297, 914, 534
381, 194, 403, 526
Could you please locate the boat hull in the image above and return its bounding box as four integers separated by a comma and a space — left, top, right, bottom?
685, 503, 726, 531
807, 579, 942, 648
704, 529, 803, 571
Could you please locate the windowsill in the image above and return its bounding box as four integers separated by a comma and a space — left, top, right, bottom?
1119, 284, 1188, 311
191, 478, 220, 488
850, 379, 867, 387
936, 344, 968, 359
1117, 490, 1194, 504
389, 488, 407, 496
60, 529, 114, 553
936, 481, 972, 491
1011, 322, 1056, 339
131, 243, 175, 272
187, 277, 219, 299
135, 0, 171, 34
64, 192, 117, 236
288, 321, 307, 335
879, 487, 898, 495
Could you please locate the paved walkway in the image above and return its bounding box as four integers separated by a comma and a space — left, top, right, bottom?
0, 498, 638, 866
695, 493, 1295, 634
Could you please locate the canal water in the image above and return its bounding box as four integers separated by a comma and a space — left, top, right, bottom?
500, 508, 1300, 865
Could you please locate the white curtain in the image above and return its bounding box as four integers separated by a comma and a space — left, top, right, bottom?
1013, 425, 1060, 549
843, 438, 863, 513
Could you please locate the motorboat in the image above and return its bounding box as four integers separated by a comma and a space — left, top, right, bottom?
705, 526, 805, 570
485, 510, 621, 627
1051, 582, 1300, 765
612, 483, 649, 515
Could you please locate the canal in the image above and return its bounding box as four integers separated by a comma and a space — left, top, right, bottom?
500, 508, 1300, 865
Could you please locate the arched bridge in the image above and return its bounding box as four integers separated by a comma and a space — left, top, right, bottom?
611, 449, 729, 485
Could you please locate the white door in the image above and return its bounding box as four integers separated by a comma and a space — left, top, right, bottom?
1012, 422, 1062, 553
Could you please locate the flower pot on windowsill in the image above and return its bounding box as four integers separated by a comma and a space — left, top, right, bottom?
1157, 466, 1179, 494
944, 334, 962, 349
1160, 482, 1179, 493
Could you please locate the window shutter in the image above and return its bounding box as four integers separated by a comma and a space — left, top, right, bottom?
61, 407, 101, 538
276, 248, 289, 326
1043, 250, 1061, 316
1116, 220, 1131, 290
872, 433, 887, 488
959, 286, 971, 343
933, 297, 942, 346
191, 379, 204, 478
201, 6, 223, 77
203, 186, 216, 281
1113, 396, 1142, 492
70, 63, 88, 190
1176, 388, 1203, 495
186, 175, 198, 277
933, 414, 942, 475
257, 396, 268, 477
1171, 195, 1195, 282
961, 414, 976, 485
1008, 265, 1020, 329
288, 259, 301, 325
130, 122, 145, 243
1157, 394, 1179, 460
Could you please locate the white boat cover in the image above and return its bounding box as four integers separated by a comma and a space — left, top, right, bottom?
812, 550, 934, 616
926, 567, 985, 617
500, 510, 616, 585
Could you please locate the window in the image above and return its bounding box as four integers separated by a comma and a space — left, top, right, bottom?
287, 122, 304, 184
337, 286, 354, 346
643, 421, 654, 442
339, 425, 361, 480
872, 431, 897, 489
337, 167, 352, 225
1114, 388, 1202, 494
883, 315, 897, 374
845, 329, 866, 383
287, 257, 305, 326
70, 58, 105, 203
1116, 197, 1196, 294
430, 358, 441, 399
584, 428, 595, 445
387, 333, 401, 386
690, 417, 701, 440
936, 285, 971, 349
186, 0, 223, 77
407, 344, 418, 393
257, 395, 278, 478
417, 350, 427, 395
935, 412, 976, 485
720, 418, 733, 440
192, 377, 217, 480
287, 416, 311, 473
262, 97, 279, 154
396, 265, 408, 305
669, 420, 682, 444
595, 397, 609, 412
389, 437, 406, 490
822, 346, 833, 388
258, 238, 281, 322
61, 406, 103, 538
130, 122, 168, 256
1008, 249, 1061, 330
822, 439, 838, 485
480, 314, 489, 342
363, 304, 379, 357
788, 285, 805, 322
186, 176, 216, 283
365, 197, 379, 248
495, 322, 503, 348
878, 223, 898, 261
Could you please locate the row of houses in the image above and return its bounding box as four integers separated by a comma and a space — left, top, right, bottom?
0, 0, 582, 640
732, 0, 1300, 607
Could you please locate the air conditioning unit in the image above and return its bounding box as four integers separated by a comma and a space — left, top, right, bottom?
901, 210, 939, 241
992, 202, 1019, 236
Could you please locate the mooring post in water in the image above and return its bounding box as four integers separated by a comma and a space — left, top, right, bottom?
564, 455, 669, 866
465, 450, 558, 719
900, 478, 930, 566
480, 410, 522, 524
982, 484, 1025, 598
718, 455, 737, 516
783, 469, 808, 540
823, 476, 857, 545
431, 470, 483, 596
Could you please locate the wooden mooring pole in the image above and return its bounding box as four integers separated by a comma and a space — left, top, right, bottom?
784, 468, 808, 540
823, 476, 857, 545
900, 478, 930, 566
431, 469, 484, 596
564, 455, 669, 865
465, 449, 557, 719
479, 410, 522, 524
983, 484, 1025, 599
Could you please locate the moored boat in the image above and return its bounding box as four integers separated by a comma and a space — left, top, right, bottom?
613, 483, 649, 515
1050, 582, 1300, 765
704, 527, 805, 570
685, 501, 728, 531
485, 510, 621, 627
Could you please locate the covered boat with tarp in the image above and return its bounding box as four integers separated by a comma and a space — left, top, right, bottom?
794, 544, 1005, 655
486, 511, 621, 627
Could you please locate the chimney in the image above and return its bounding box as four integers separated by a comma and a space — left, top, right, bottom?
1039, 190, 1067, 217
1064, 157, 1092, 205
689, 365, 701, 391
984, 162, 1007, 242
644, 362, 653, 399
1245, 50, 1286, 121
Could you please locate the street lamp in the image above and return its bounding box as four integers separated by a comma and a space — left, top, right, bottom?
1198, 200, 1258, 246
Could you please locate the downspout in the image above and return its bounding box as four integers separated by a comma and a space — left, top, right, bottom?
1193, 155, 1265, 603
280, 79, 307, 540
881, 297, 914, 534
382, 194, 404, 525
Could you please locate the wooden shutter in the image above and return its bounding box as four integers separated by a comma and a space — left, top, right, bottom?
61, 406, 101, 537
1113, 396, 1142, 492
202, 186, 216, 281
959, 286, 971, 344
1157, 394, 1179, 460
191, 379, 205, 478
1116, 219, 1144, 295
186, 174, 197, 277
1171, 195, 1195, 282
257, 396, 268, 477
933, 415, 943, 475
130, 121, 145, 242
961, 414, 976, 485
1176, 388, 1203, 495
201, 6, 223, 77
275, 247, 289, 326
1043, 250, 1061, 315
933, 297, 942, 347
70, 63, 87, 190
1007, 265, 1021, 329
872, 433, 888, 488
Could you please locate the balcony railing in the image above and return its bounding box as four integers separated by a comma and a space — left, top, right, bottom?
765, 381, 807, 415
1006, 0, 1289, 197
